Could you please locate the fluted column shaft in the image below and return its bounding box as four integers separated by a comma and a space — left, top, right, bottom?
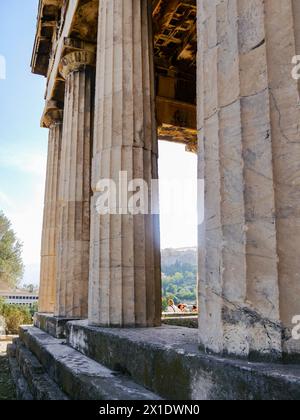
265, 0, 300, 356
89, 0, 161, 327
197, 0, 300, 359
55, 51, 95, 318
39, 104, 63, 313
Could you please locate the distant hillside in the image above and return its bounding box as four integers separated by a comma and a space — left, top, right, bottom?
161, 248, 197, 305
161, 247, 197, 268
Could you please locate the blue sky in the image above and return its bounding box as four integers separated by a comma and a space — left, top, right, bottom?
0, 0, 48, 285
0, 1, 197, 286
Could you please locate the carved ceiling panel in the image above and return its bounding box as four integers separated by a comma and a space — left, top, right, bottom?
152, 0, 197, 78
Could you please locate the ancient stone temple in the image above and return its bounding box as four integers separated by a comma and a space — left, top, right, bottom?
8, 0, 300, 400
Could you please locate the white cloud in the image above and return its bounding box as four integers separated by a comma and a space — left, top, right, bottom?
0, 146, 46, 176
0, 190, 14, 208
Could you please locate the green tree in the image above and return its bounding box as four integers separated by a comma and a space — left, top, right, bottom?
161, 262, 197, 304
0, 297, 5, 313
162, 297, 168, 312
29, 302, 38, 317
0, 211, 24, 288
23, 284, 38, 294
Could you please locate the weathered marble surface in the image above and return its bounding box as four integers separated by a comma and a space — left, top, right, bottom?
39, 102, 63, 314
197, 0, 300, 359
35, 0, 300, 362
89, 0, 161, 327
55, 52, 95, 319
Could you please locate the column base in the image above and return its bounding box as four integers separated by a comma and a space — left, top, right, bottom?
34, 313, 81, 339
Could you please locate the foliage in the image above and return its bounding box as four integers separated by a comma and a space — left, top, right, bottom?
29, 302, 38, 318
162, 260, 197, 277
22, 284, 39, 294
161, 261, 197, 304
0, 298, 33, 335
0, 212, 24, 289
0, 297, 4, 312
162, 297, 168, 312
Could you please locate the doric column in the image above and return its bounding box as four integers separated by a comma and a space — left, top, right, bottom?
238, 0, 281, 357
197, 0, 250, 358
89, 0, 161, 327
39, 101, 63, 314
197, 0, 300, 360
55, 50, 95, 318
198, 0, 300, 360
264, 0, 300, 357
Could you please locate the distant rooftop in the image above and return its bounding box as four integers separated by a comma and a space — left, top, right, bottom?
0, 288, 38, 297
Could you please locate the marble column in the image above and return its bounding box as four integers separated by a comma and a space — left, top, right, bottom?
265, 0, 300, 357
55, 50, 95, 318
238, 0, 281, 358
197, 0, 300, 360
39, 101, 63, 314
89, 0, 161, 327
197, 0, 250, 358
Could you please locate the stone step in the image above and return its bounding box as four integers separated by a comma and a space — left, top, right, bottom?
19, 326, 161, 401
65, 320, 300, 400
8, 339, 69, 400
8, 354, 33, 400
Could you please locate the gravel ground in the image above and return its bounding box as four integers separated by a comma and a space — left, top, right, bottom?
0, 339, 16, 400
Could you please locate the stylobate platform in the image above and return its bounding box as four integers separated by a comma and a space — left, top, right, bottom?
8, 314, 300, 400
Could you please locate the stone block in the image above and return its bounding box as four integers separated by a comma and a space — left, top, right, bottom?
34, 313, 79, 339
18, 326, 161, 401
66, 321, 300, 400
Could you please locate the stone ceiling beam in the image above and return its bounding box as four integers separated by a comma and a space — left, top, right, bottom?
33, 0, 99, 110
31, 0, 63, 76
152, 0, 197, 74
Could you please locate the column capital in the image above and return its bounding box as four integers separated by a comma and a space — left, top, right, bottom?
59, 50, 96, 80
42, 100, 63, 128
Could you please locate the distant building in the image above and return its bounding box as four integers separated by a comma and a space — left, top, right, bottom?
0, 289, 38, 307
